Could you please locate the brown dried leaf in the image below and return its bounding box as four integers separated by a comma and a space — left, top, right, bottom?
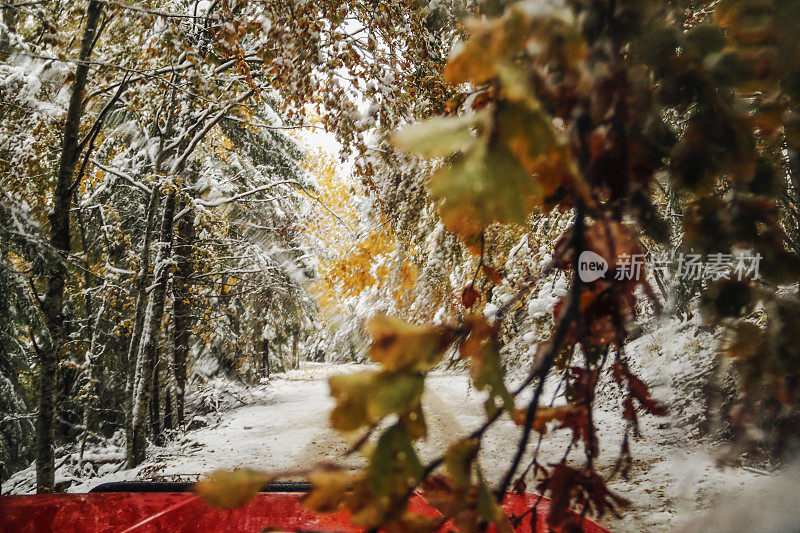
613, 360, 668, 416
512, 404, 583, 433
482, 264, 503, 285
462, 285, 480, 308
724, 321, 764, 359
512, 476, 527, 495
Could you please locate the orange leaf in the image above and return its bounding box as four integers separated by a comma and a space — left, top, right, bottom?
512, 404, 583, 433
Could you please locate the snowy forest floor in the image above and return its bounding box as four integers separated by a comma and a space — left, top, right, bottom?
3, 352, 776, 532
4, 357, 774, 532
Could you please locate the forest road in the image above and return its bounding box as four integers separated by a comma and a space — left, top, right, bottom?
154, 363, 470, 478
93, 362, 765, 533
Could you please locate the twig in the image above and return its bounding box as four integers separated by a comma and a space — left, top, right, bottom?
495, 201, 585, 499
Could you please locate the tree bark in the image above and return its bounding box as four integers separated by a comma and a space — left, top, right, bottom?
79, 287, 107, 462
128, 190, 176, 467
149, 359, 161, 440
163, 389, 173, 432
0, 2, 18, 61
36, 0, 102, 493
292, 331, 299, 370
170, 195, 196, 426
124, 185, 161, 458
165, 316, 180, 430
261, 338, 270, 379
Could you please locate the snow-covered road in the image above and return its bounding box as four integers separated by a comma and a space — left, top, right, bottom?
151, 364, 473, 476
158, 365, 352, 476
63, 362, 768, 531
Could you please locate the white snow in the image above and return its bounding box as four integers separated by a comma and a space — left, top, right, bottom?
1, 354, 773, 532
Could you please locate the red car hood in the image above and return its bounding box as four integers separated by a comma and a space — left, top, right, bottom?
0, 491, 610, 532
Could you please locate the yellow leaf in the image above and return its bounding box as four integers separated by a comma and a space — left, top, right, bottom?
329, 370, 378, 432
194, 468, 272, 509
304, 464, 364, 513
445, 18, 509, 84
367, 372, 425, 422
367, 314, 454, 372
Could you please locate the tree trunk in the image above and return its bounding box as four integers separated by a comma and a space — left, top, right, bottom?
124, 185, 161, 459
292, 332, 299, 370
171, 195, 196, 426
164, 391, 173, 432
149, 359, 161, 440
80, 288, 107, 462
0, 2, 18, 61
165, 316, 180, 430
36, 0, 102, 493
128, 190, 176, 467
261, 338, 270, 379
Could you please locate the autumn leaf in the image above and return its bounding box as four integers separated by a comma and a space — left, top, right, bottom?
329, 370, 425, 432
555, 220, 643, 271
476, 471, 514, 533
481, 264, 503, 285
444, 438, 479, 490
612, 360, 668, 417
461, 284, 480, 308
368, 424, 424, 497
368, 372, 425, 422
444, 17, 510, 85
329, 370, 378, 432
445, 3, 584, 86
539, 464, 627, 528
429, 139, 540, 244
395, 15, 590, 246
367, 314, 455, 372
194, 468, 272, 509
512, 404, 584, 433
460, 315, 515, 416
400, 403, 428, 441
391, 112, 485, 158
304, 464, 364, 513
723, 321, 764, 359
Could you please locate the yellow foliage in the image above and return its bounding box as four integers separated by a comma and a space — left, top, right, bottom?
301, 148, 419, 314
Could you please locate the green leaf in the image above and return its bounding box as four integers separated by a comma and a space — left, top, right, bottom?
368, 425, 424, 496
330, 368, 427, 433
477, 470, 513, 533
367, 372, 425, 421
444, 438, 479, 490
460, 316, 515, 416
400, 404, 428, 441
430, 139, 539, 244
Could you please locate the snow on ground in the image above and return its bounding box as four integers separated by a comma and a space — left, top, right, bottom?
153, 364, 360, 478
2, 334, 774, 531
421, 372, 763, 532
